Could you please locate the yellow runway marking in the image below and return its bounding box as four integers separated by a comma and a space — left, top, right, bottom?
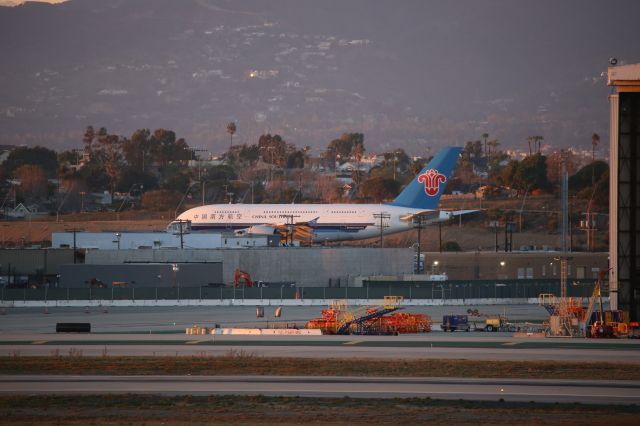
343, 341, 362, 345
502, 342, 519, 346
186, 340, 203, 345
31, 341, 48, 345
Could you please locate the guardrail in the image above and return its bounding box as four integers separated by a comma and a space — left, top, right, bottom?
0, 279, 600, 302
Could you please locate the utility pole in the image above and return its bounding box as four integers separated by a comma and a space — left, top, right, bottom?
189, 148, 207, 181
66, 228, 84, 264
373, 212, 390, 249
178, 220, 184, 249
560, 150, 569, 253
504, 221, 513, 252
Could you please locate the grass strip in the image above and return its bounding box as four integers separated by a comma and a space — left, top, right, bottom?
0, 394, 638, 425
2, 354, 640, 380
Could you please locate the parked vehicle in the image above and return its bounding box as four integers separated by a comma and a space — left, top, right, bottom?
441, 314, 470, 332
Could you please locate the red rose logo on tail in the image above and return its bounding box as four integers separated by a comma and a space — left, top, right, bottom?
417, 169, 446, 196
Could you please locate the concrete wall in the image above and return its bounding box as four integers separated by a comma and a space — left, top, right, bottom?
0, 248, 74, 275
2, 247, 609, 288
58, 263, 223, 288
86, 247, 414, 287
421, 252, 608, 281
86, 249, 224, 264
223, 247, 412, 287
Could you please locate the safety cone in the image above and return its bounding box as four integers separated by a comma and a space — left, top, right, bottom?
43, 307, 49, 315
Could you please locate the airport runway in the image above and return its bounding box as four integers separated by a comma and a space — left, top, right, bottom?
2, 333, 639, 362
3, 375, 640, 404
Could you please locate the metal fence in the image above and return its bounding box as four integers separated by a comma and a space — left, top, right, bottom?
0, 279, 601, 302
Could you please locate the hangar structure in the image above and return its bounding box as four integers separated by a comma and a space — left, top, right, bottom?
609, 62, 640, 321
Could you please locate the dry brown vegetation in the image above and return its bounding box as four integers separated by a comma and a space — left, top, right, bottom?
2, 355, 640, 381
0, 394, 638, 425
0, 195, 582, 251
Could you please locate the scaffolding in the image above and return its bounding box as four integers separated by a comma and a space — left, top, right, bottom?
538, 268, 625, 337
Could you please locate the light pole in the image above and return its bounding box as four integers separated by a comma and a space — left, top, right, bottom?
172, 263, 179, 288
79, 191, 86, 212
113, 233, 121, 250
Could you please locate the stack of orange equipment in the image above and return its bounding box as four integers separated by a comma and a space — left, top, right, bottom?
379, 313, 432, 333
305, 308, 340, 334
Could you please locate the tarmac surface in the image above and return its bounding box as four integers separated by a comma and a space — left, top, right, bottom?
1, 305, 639, 362
3, 375, 640, 404
0, 304, 549, 333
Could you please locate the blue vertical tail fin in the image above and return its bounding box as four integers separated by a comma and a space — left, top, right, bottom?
389, 146, 462, 209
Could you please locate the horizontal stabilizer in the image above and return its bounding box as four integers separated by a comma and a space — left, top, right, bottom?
448, 209, 480, 216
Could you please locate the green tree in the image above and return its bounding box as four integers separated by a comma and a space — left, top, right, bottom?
286, 150, 305, 169
237, 144, 260, 164
509, 154, 550, 193
359, 176, 401, 202
14, 164, 48, 200
150, 129, 189, 166
4, 146, 58, 178
204, 165, 237, 181
75, 160, 110, 192
122, 129, 153, 171
142, 189, 182, 211
258, 134, 288, 166
57, 150, 79, 167
116, 168, 159, 193
569, 161, 608, 194
162, 171, 191, 193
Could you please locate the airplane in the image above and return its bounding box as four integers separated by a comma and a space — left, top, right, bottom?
168, 146, 474, 243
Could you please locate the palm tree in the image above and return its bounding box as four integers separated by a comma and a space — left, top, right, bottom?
482, 133, 489, 157
591, 132, 600, 185
226, 122, 237, 149
591, 133, 600, 163
527, 136, 543, 156
487, 139, 499, 156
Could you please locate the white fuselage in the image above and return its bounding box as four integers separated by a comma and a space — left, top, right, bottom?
176, 203, 448, 242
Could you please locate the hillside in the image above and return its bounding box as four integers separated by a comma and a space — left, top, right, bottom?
2, 0, 639, 153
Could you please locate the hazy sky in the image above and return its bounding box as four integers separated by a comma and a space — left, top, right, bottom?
2, 0, 639, 153
0, 0, 66, 5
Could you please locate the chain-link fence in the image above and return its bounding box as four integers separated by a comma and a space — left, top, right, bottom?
0, 279, 601, 302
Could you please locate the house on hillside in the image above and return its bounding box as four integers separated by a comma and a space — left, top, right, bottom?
5, 203, 47, 219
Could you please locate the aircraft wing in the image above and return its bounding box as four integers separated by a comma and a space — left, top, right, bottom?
401, 209, 479, 223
